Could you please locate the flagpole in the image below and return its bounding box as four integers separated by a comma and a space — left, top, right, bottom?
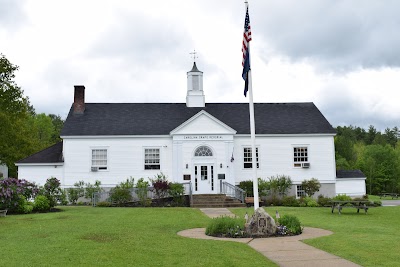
242, 1, 258, 210
248, 70, 259, 210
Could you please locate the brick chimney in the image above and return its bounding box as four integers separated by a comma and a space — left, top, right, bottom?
73, 85, 85, 114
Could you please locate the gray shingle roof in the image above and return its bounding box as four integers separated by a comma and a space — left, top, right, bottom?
61, 102, 336, 136
336, 170, 366, 178
17, 142, 63, 164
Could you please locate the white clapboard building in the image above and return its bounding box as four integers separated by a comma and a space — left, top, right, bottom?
16, 63, 366, 198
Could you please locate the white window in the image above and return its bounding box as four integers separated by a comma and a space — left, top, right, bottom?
92, 149, 107, 170
293, 147, 308, 167
194, 146, 213, 157
144, 148, 160, 170
296, 185, 306, 198
243, 147, 259, 169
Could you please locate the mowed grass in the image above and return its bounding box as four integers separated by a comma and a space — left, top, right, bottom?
231, 206, 400, 267
0, 207, 276, 267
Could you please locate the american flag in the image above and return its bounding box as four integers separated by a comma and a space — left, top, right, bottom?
242, 6, 252, 97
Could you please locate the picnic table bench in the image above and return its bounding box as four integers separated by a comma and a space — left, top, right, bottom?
330, 200, 371, 214
245, 197, 263, 207
0, 209, 7, 217
379, 193, 399, 199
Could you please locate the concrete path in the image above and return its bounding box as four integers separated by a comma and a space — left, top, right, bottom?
178, 208, 361, 267
381, 200, 400, 206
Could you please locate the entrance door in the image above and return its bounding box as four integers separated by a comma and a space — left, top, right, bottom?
193, 165, 215, 194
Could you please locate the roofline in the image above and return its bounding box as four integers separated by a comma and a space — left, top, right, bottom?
61, 135, 172, 139
62, 133, 335, 139
236, 133, 336, 137
170, 110, 237, 135
16, 163, 64, 166
16, 142, 63, 163
336, 177, 366, 180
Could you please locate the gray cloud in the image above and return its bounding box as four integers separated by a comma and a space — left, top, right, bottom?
255, 0, 400, 71
0, 0, 27, 30
86, 10, 192, 73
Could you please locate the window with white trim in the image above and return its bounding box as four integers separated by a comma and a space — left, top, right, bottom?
92, 149, 108, 170
144, 148, 160, 170
293, 147, 308, 167
194, 146, 213, 157
243, 147, 259, 169
296, 185, 306, 198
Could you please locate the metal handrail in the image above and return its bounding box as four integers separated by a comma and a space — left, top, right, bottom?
220, 181, 245, 203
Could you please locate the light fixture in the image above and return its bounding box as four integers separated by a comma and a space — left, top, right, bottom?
220, 163, 223, 168
186, 164, 188, 169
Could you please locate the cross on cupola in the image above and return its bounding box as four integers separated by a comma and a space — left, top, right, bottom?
190, 49, 198, 63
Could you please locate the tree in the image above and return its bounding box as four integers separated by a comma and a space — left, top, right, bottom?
0, 54, 35, 176
301, 178, 321, 197
48, 114, 64, 143
357, 144, 399, 194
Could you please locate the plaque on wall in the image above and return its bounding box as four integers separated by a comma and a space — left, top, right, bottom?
183, 175, 191, 181
218, 174, 225, 180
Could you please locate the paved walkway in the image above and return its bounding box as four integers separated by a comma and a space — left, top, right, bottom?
178, 208, 361, 267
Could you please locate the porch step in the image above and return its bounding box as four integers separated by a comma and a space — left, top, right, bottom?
191, 194, 246, 208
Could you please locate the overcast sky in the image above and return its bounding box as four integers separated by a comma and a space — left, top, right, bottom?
1, 0, 400, 131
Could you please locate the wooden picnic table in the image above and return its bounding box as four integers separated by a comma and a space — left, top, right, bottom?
379, 193, 399, 199
330, 200, 371, 214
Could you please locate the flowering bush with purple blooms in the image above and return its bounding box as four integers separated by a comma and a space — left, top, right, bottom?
0, 177, 38, 213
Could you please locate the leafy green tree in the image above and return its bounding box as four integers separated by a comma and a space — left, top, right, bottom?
357, 144, 399, 194
48, 114, 64, 143
301, 178, 321, 197
0, 54, 36, 176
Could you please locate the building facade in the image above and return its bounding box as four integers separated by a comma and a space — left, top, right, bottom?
16, 63, 365, 198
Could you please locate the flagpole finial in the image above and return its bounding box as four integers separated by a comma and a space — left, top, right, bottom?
189, 50, 198, 63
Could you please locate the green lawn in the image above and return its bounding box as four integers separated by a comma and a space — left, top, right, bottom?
0, 207, 276, 267
368, 194, 399, 201
231, 206, 400, 267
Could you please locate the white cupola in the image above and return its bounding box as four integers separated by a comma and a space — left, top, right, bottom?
186, 62, 205, 107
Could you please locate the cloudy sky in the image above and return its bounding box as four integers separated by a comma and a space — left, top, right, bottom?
1, 0, 400, 131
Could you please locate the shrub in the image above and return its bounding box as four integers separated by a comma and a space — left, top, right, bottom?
317, 194, 332, 207
151, 173, 170, 200
205, 216, 246, 237
258, 178, 270, 197
278, 215, 302, 235
303, 196, 319, 207
119, 177, 135, 189
239, 180, 253, 197
42, 177, 63, 208
136, 178, 151, 207
67, 181, 85, 204
301, 178, 321, 197
269, 175, 292, 196
84, 180, 102, 199
14, 195, 33, 214
333, 194, 352, 201
0, 177, 38, 213
168, 183, 185, 206
33, 195, 51, 212
282, 196, 300, 207
264, 195, 282, 206
96, 201, 112, 207
373, 200, 382, 206
109, 187, 132, 206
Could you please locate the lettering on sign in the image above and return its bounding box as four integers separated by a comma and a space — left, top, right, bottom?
183, 135, 223, 140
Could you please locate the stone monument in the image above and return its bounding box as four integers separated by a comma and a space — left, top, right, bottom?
245, 207, 277, 237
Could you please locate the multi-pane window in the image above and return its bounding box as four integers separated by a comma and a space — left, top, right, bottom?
194, 146, 213, 156
243, 147, 259, 169
144, 148, 160, 170
296, 185, 306, 198
92, 149, 107, 170
293, 147, 308, 167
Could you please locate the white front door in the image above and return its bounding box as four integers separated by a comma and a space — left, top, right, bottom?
193, 164, 215, 194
